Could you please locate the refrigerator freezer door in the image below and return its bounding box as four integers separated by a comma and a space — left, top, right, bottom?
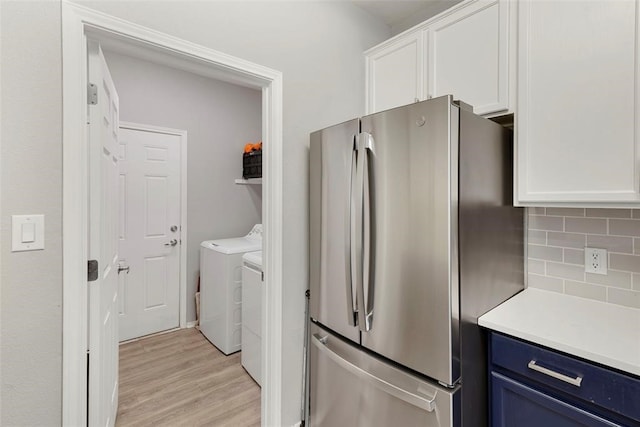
310, 119, 360, 344
309, 323, 459, 427
359, 96, 460, 385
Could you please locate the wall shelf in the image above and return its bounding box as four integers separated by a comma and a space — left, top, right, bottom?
235, 178, 262, 185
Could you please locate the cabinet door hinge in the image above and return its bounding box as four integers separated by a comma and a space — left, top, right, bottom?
87, 83, 98, 105
88, 260, 98, 282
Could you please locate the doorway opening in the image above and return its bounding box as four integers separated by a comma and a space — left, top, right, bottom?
62, 3, 284, 426
103, 45, 263, 423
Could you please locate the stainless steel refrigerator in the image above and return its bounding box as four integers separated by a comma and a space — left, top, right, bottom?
307, 95, 524, 427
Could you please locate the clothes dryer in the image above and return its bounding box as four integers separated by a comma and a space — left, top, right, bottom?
242, 250, 263, 385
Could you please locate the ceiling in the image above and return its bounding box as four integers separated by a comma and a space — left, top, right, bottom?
353, 0, 463, 29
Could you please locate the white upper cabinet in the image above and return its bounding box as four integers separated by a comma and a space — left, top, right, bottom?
516, 0, 640, 206
426, 0, 512, 116
365, 32, 423, 113
365, 0, 513, 116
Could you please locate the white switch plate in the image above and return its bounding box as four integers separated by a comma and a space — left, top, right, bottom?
584, 247, 607, 275
12, 215, 45, 252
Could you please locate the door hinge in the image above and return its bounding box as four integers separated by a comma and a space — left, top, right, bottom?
87, 83, 98, 105
88, 260, 98, 282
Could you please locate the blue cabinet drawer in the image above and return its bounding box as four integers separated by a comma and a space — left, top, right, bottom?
490, 333, 640, 423
492, 372, 621, 427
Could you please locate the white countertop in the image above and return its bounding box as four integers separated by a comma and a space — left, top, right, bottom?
479, 288, 640, 377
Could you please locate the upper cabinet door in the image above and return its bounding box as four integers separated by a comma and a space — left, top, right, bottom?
365, 32, 423, 114
516, 0, 640, 206
365, 0, 513, 116
426, 0, 513, 116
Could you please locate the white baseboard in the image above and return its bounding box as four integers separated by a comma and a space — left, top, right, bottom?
119, 322, 198, 345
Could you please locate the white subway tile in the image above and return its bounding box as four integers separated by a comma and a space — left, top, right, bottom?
528, 274, 564, 293
527, 259, 545, 275
609, 253, 640, 274
527, 207, 640, 307
547, 208, 584, 217
528, 244, 563, 262
587, 235, 633, 254
564, 281, 607, 302
528, 230, 546, 245
607, 288, 640, 309
547, 232, 585, 249
547, 262, 585, 281
528, 207, 546, 215
585, 270, 632, 289
529, 215, 563, 231
564, 249, 585, 265
586, 208, 631, 218
565, 217, 607, 235
609, 219, 640, 237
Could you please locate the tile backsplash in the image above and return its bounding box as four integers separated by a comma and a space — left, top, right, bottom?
527, 208, 640, 309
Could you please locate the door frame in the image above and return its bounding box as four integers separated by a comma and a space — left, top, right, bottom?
119, 121, 189, 332
61, 2, 284, 426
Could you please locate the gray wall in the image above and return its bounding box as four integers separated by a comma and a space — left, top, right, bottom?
103, 50, 262, 323
1, 1, 63, 425
1, 1, 390, 425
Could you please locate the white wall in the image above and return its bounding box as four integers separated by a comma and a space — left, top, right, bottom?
103, 50, 262, 323
1, 1, 390, 425
0, 1, 63, 425
391, 0, 464, 35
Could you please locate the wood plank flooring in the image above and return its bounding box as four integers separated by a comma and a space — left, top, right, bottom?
116, 328, 260, 426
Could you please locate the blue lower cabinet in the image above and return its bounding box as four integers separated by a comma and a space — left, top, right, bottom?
491, 372, 620, 427
488, 333, 640, 427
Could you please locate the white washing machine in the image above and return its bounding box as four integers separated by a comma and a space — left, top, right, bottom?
200, 224, 262, 355
241, 250, 263, 385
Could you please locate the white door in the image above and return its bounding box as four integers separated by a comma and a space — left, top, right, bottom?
88, 41, 119, 427
118, 125, 181, 342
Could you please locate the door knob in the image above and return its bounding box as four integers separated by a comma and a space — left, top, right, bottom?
164, 239, 178, 247
170, 225, 178, 232
117, 265, 130, 274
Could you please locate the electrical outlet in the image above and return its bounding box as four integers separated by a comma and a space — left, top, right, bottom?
584, 247, 608, 275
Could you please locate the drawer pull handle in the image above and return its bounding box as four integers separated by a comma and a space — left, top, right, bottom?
527, 360, 583, 387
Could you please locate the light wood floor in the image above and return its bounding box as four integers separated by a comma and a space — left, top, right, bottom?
116, 328, 261, 426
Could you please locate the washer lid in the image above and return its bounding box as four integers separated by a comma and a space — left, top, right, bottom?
201, 237, 262, 254
243, 251, 263, 269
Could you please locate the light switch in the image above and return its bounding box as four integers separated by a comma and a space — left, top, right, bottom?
21, 222, 36, 243
12, 215, 44, 252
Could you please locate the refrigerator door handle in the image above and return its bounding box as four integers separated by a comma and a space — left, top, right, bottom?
361, 133, 374, 331
346, 136, 358, 326
311, 333, 436, 412
353, 134, 366, 330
